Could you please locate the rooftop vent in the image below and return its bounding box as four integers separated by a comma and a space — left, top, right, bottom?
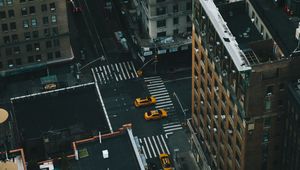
102, 150, 109, 159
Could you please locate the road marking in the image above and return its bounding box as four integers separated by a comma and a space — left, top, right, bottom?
156, 98, 171, 102
149, 87, 166, 92
123, 62, 131, 79
107, 65, 113, 80
147, 137, 156, 157
119, 63, 126, 80
153, 93, 169, 97
149, 80, 163, 84
102, 65, 109, 81
150, 90, 168, 95
155, 100, 172, 105
164, 127, 183, 132
115, 63, 119, 72
155, 95, 171, 99
130, 61, 138, 77
152, 136, 160, 155
119, 73, 123, 81
147, 83, 164, 87
127, 61, 132, 70
163, 124, 182, 129
163, 122, 181, 126
165, 132, 174, 139
156, 135, 165, 154
144, 78, 162, 82
143, 138, 152, 159
101, 72, 106, 84
147, 85, 165, 89
163, 106, 175, 111
155, 103, 174, 109
160, 135, 170, 154
144, 76, 160, 80
114, 72, 119, 81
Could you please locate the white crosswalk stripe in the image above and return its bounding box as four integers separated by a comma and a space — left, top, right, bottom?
163, 122, 183, 134
149, 87, 166, 93
91, 61, 138, 85
138, 135, 170, 159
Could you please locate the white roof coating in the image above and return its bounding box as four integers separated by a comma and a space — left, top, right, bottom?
198, 0, 252, 71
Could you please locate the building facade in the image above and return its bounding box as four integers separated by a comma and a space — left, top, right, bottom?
282, 81, 300, 170
190, 0, 300, 170
0, 0, 73, 77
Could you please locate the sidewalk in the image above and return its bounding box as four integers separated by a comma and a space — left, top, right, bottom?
167, 129, 200, 170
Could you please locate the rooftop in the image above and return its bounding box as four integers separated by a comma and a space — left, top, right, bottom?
249, 0, 300, 57
218, 1, 263, 48
198, 0, 252, 71
68, 128, 141, 170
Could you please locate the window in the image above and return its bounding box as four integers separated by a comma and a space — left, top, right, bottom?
13, 46, 20, 54
51, 15, 57, 23
47, 52, 53, 60
7, 59, 14, 67
26, 44, 32, 52
42, 16, 48, 24
173, 29, 178, 35
187, 15, 191, 22
29, 6, 35, 14
32, 30, 39, 38
44, 28, 50, 36
2, 23, 8, 32
11, 34, 18, 42
266, 85, 273, 95
49, 3, 56, 11
8, 9, 14, 17
3, 36, 10, 44
157, 31, 166, 37
31, 18, 37, 27
16, 58, 22, 65
46, 40, 52, 48
24, 32, 31, 40
10, 22, 16, 30
186, 2, 192, 10
0, 0, 4, 6
52, 27, 58, 35
41, 4, 47, 12
5, 48, 12, 56
0, 11, 6, 19
173, 17, 178, 25
6, 0, 13, 5
0, 62, 3, 69
263, 118, 271, 128
21, 7, 27, 16
55, 51, 61, 58
173, 4, 178, 13
28, 56, 34, 63
157, 20, 166, 28
53, 39, 59, 46
34, 42, 40, 51
35, 55, 41, 61
23, 20, 29, 28
279, 83, 284, 91
156, 7, 166, 15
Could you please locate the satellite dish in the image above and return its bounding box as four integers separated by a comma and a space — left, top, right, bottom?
0, 108, 9, 124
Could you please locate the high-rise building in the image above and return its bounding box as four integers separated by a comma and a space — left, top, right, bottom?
134, 0, 192, 57
283, 81, 300, 170
190, 0, 300, 169
0, 0, 73, 77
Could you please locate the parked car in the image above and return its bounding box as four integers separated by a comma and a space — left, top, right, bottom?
144, 109, 167, 120
159, 153, 173, 170
134, 96, 156, 107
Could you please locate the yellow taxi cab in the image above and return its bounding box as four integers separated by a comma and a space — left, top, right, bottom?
134, 96, 156, 107
144, 109, 167, 120
44, 83, 57, 91
159, 153, 173, 170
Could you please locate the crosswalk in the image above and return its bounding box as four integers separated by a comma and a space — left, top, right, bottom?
163, 122, 183, 138
91, 61, 138, 84
138, 135, 170, 160
144, 76, 174, 111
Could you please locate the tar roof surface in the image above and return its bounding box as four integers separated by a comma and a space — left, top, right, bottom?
12, 85, 110, 139
250, 0, 300, 56
218, 1, 263, 49
69, 132, 140, 170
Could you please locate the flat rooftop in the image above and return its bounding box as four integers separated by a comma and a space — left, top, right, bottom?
11, 84, 110, 139
250, 0, 300, 56
219, 1, 263, 49
68, 131, 140, 170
